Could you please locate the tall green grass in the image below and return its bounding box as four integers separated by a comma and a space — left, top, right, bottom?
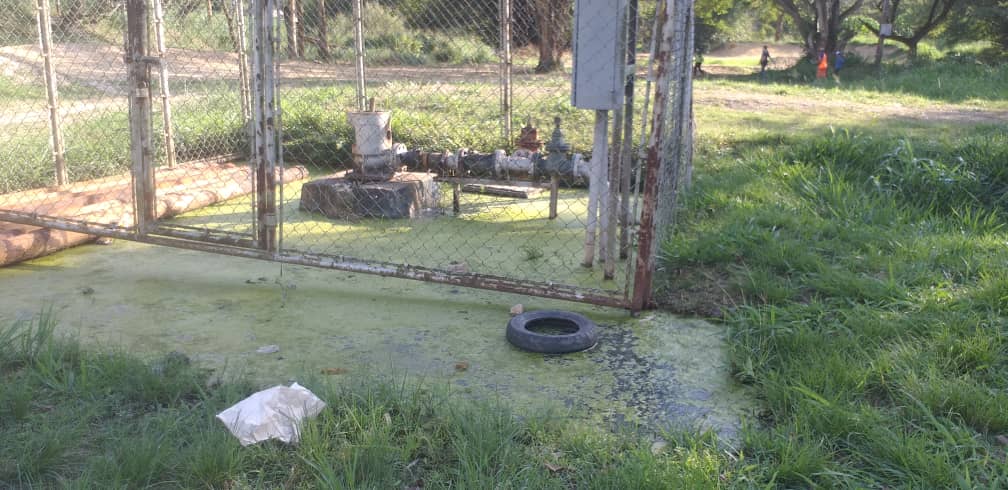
660, 127, 1008, 487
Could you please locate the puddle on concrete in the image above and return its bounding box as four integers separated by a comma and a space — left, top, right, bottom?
0, 240, 754, 438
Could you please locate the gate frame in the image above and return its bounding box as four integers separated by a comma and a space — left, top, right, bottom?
0, 0, 696, 312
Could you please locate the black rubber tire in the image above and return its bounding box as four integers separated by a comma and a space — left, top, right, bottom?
506, 310, 598, 354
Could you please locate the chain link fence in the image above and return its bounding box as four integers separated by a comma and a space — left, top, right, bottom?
0, 0, 695, 308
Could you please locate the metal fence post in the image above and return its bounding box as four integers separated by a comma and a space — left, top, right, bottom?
152, 0, 177, 168
619, 0, 639, 260
352, 0, 366, 111
499, 0, 512, 146
251, 0, 278, 252
35, 0, 66, 186
127, 0, 156, 232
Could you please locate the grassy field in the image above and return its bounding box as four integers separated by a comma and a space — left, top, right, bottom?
1, 49, 1008, 487
657, 82, 1008, 486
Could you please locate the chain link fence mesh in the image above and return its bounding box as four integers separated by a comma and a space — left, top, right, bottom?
0, 0, 683, 306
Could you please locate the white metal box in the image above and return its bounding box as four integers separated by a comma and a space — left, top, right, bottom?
571, 0, 627, 110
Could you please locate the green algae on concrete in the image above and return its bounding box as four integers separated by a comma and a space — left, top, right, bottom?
0, 240, 753, 438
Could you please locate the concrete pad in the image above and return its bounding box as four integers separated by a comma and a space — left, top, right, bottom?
300, 172, 439, 219
0, 240, 753, 438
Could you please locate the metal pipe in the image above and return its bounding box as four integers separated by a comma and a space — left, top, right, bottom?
352, 0, 366, 111
35, 0, 66, 185
583, 110, 608, 268
152, 0, 177, 168
619, 0, 639, 261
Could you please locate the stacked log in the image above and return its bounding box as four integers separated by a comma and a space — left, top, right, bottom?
0, 163, 309, 266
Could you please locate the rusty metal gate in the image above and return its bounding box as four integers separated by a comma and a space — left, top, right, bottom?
0, 0, 695, 311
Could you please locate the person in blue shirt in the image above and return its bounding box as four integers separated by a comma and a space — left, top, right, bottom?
834, 50, 846, 75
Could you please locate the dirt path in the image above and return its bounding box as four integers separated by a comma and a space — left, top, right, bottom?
2, 42, 1004, 127
697, 86, 1008, 125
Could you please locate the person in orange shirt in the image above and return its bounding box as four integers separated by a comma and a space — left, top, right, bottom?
816, 50, 828, 79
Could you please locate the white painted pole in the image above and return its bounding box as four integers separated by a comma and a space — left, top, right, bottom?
583, 110, 608, 268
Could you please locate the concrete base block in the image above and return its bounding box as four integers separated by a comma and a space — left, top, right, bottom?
299, 172, 439, 219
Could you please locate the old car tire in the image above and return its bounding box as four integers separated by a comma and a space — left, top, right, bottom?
506, 310, 598, 354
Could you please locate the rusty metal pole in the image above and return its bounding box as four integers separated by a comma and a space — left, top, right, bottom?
499, 0, 512, 147
35, 0, 66, 186
251, 0, 278, 252
631, 0, 673, 312
352, 0, 366, 111
127, 0, 156, 233
152, 0, 177, 168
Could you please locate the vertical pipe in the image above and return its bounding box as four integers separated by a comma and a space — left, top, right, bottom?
235, 0, 251, 123
619, 0, 638, 261
452, 182, 461, 215
152, 0, 177, 168
352, 0, 366, 111
582, 110, 608, 268
35, 0, 66, 186
127, 0, 155, 232
605, 2, 630, 281
252, 0, 278, 251
499, 0, 512, 146
548, 174, 559, 220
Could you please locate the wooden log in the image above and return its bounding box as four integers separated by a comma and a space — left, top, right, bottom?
0, 223, 95, 266
0, 165, 309, 266
461, 183, 544, 199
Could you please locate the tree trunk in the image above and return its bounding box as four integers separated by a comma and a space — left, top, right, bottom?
533, 0, 569, 73
774, 13, 785, 42
317, 0, 330, 61
284, 0, 299, 58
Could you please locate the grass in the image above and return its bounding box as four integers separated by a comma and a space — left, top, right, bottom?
0, 312, 730, 488
659, 112, 1008, 485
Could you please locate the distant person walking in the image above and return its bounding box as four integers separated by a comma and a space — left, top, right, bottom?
759, 45, 771, 83
816, 50, 828, 80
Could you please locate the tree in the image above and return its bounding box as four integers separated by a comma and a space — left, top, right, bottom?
862, 0, 959, 58
942, 0, 1008, 55
532, 0, 572, 73
773, 0, 866, 56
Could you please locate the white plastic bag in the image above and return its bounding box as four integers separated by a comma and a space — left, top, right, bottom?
216, 382, 326, 446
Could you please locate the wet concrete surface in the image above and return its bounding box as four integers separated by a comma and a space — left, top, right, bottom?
0, 240, 753, 438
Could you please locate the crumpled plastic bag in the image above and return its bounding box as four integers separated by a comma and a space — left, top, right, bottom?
216, 382, 326, 446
